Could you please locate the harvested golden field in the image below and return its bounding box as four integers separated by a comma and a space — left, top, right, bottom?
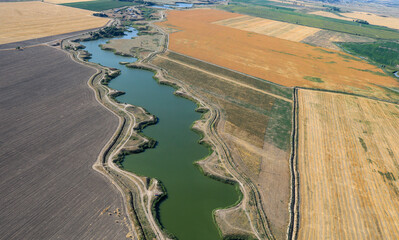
341, 11, 399, 30
214, 15, 321, 42
297, 89, 399, 239
0, 2, 108, 45
309, 11, 351, 21
310, 11, 399, 30
157, 9, 399, 101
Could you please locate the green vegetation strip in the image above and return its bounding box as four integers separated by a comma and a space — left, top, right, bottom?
340, 41, 399, 68
219, 3, 399, 40
62, 0, 138, 11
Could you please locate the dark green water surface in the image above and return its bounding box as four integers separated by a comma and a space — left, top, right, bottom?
81, 28, 239, 240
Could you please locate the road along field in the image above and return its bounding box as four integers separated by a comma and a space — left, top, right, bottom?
150, 51, 293, 239
297, 89, 399, 239
157, 9, 399, 102
0, 1, 108, 45
0, 45, 129, 239
214, 15, 321, 42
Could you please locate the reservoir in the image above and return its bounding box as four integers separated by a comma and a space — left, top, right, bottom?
81, 28, 239, 240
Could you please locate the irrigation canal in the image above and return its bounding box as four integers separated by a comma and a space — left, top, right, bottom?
81, 28, 239, 240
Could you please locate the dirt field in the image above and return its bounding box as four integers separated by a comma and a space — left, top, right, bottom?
0, 2, 108, 45
151, 51, 292, 239
157, 9, 399, 102
214, 15, 321, 42
302, 29, 374, 50
297, 89, 399, 239
0, 45, 128, 239
311, 10, 399, 30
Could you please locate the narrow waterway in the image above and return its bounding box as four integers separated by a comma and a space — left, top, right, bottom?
81, 28, 239, 240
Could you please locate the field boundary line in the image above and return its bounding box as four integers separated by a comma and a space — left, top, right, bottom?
157, 54, 292, 103
287, 88, 299, 240
298, 86, 399, 105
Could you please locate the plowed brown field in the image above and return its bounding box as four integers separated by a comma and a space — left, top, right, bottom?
157, 9, 399, 101
297, 89, 399, 239
214, 15, 320, 42
0, 2, 108, 45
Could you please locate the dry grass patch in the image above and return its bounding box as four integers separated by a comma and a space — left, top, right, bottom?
157, 9, 399, 101
297, 89, 399, 239
214, 15, 321, 42
301, 29, 374, 51
0, 1, 108, 45
101, 34, 164, 59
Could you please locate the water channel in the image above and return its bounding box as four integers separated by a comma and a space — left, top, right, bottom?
81, 28, 239, 240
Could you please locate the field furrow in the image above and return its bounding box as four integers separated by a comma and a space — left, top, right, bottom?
297, 89, 399, 239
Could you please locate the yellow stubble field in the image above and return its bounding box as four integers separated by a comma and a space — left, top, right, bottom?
0, 1, 108, 45
297, 89, 399, 239
214, 15, 321, 42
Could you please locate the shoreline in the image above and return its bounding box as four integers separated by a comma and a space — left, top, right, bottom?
61, 10, 257, 240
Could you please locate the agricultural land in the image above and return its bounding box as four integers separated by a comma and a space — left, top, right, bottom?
2, 0, 399, 239
0, 1, 109, 45
0, 45, 129, 239
297, 89, 399, 239
156, 9, 399, 102
310, 11, 399, 31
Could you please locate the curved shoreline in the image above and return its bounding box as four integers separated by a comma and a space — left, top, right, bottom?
61, 10, 270, 240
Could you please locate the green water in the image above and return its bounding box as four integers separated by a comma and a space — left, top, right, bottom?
82, 29, 239, 240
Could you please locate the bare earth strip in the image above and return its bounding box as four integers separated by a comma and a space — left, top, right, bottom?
0, 45, 128, 239
214, 15, 321, 42
0, 2, 108, 45
297, 89, 399, 239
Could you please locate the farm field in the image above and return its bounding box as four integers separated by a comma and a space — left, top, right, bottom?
214, 15, 321, 42
311, 11, 399, 31
151, 51, 293, 239
0, 45, 128, 239
62, 0, 138, 11
219, 3, 399, 40
0, 1, 108, 45
297, 89, 399, 239
301, 30, 374, 51
157, 9, 399, 102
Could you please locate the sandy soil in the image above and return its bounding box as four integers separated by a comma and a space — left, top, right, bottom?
0, 1, 108, 45
297, 89, 399, 239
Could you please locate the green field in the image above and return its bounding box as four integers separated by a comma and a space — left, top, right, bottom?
219, 3, 399, 40
62, 0, 138, 11
340, 41, 399, 68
